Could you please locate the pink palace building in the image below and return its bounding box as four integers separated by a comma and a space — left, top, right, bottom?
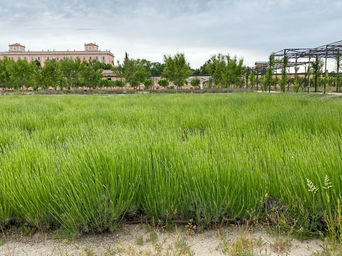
0, 43, 114, 66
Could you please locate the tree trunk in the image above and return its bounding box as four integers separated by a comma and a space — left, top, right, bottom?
256, 74, 259, 91
304, 66, 307, 92
337, 77, 340, 93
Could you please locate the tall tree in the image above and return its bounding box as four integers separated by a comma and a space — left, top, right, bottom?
192, 60, 210, 76
226, 56, 245, 88
311, 57, 323, 92
280, 56, 288, 92
206, 54, 245, 90
0, 57, 13, 89
79, 60, 103, 88
143, 78, 153, 89
149, 62, 165, 77
162, 53, 192, 88
190, 78, 201, 87
322, 72, 330, 94
264, 54, 275, 93
59, 58, 82, 89
118, 57, 150, 89
206, 54, 226, 87
249, 70, 256, 89
40, 59, 61, 89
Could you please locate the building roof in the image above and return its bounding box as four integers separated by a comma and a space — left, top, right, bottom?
0, 50, 114, 57
9, 43, 25, 47
85, 43, 98, 47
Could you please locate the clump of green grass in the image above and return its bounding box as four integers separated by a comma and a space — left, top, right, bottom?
0, 94, 341, 239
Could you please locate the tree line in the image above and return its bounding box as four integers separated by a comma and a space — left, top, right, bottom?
2, 51, 339, 92
0, 52, 248, 90
0, 57, 109, 90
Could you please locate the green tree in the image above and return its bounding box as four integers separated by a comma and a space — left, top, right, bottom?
113, 61, 124, 80
118, 57, 150, 89
144, 78, 153, 89
149, 62, 165, 77
79, 60, 103, 88
206, 54, 227, 87
0, 57, 11, 89
306, 65, 312, 93
264, 54, 275, 93
6, 59, 34, 89
0, 57, 34, 89
322, 72, 330, 94
59, 58, 82, 89
41, 59, 61, 89
0, 57, 9, 89
190, 78, 201, 87
114, 80, 125, 87
226, 56, 245, 88
192, 60, 210, 76
249, 70, 256, 89
311, 57, 323, 92
162, 53, 192, 89
158, 79, 169, 88
206, 54, 245, 90
258, 76, 265, 91
280, 56, 288, 92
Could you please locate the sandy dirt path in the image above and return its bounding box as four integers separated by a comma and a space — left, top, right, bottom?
0, 224, 326, 256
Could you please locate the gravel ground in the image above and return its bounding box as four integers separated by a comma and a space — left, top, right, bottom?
0, 224, 328, 256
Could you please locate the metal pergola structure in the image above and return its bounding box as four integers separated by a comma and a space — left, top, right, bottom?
252, 40, 342, 92
273, 39, 342, 74
254, 61, 311, 75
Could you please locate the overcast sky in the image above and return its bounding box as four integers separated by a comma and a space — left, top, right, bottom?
0, 0, 341, 68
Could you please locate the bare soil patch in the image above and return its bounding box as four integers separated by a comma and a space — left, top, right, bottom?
0, 224, 326, 256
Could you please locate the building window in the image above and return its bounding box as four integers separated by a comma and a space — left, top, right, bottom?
47, 57, 50, 60
38, 57, 40, 60
89, 56, 92, 60
102, 56, 105, 62
83, 57, 86, 61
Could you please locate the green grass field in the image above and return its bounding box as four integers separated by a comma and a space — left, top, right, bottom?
0, 94, 341, 238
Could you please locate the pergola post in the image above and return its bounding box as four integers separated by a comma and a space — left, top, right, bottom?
308, 56, 311, 93
304, 65, 307, 92
314, 55, 319, 92
337, 49, 340, 93
325, 45, 328, 74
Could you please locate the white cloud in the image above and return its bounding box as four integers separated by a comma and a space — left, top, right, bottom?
0, 0, 341, 68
